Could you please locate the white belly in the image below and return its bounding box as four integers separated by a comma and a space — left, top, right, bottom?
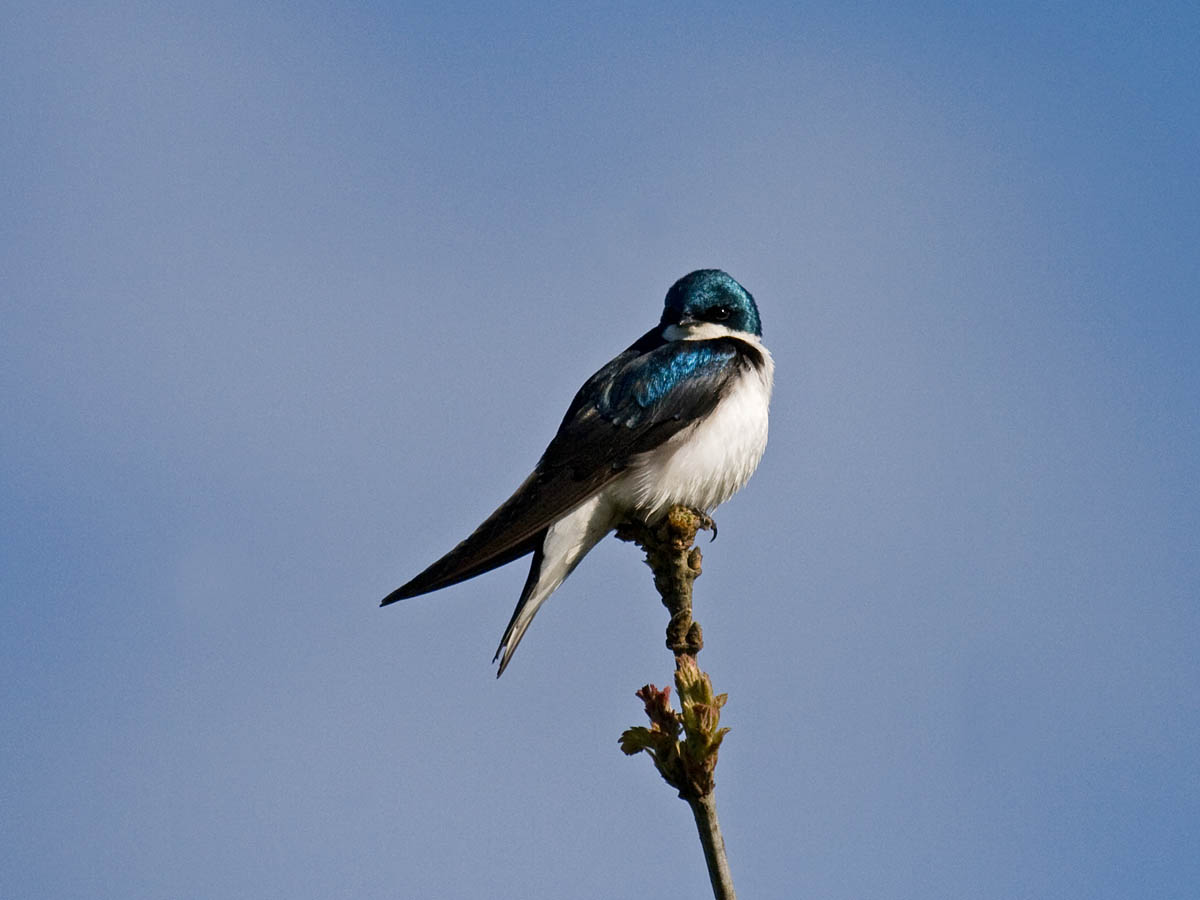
610, 345, 774, 519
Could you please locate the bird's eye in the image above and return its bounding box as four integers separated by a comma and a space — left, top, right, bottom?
708, 305, 732, 321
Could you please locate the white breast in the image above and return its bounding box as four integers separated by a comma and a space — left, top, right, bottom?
611, 337, 774, 520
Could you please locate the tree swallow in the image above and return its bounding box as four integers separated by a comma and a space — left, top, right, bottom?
382, 269, 774, 675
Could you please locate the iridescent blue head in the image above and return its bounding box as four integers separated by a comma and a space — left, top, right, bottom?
659, 269, 762, 338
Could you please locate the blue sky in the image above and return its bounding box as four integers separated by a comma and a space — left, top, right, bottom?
3, 2, 1198, 898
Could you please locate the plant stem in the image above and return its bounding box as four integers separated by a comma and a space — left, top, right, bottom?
616, 506, 737, 900
689, 792, 737, 900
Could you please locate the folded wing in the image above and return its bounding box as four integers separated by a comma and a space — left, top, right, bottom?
381, 332, 756, 605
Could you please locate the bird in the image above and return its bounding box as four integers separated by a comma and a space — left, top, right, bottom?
382, 269, 774, 676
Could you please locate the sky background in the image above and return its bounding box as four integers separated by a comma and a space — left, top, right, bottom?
3, 2, 1198, 898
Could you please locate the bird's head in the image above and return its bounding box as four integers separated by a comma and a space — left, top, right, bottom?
659, 269, 762, 339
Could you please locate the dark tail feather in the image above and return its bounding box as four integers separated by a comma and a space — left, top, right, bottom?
380, 532, 540, 606
492, 543, 547, 677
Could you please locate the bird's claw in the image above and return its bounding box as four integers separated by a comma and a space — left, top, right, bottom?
695, 511, 717, 541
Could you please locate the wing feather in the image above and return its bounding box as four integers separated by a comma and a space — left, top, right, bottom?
381, 332, 759, 604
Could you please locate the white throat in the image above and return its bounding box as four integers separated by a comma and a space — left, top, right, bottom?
662, 321, 747, 342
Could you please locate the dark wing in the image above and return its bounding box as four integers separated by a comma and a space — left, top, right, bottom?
381, 332, 757, 604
